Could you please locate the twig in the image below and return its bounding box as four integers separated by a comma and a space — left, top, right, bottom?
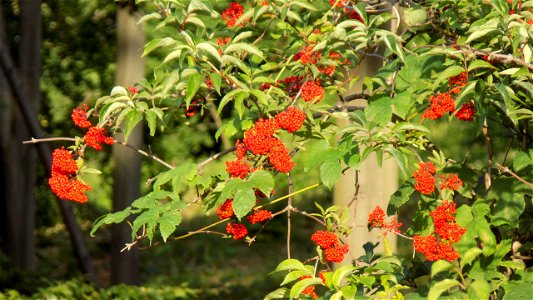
495, 163, 533, 187
287, 174, 293, 259
292, 207, 326, 226
482, 117, 493, 190
114, 141, 174, 170
197, 147, 235, 174
22, 137, 77, 144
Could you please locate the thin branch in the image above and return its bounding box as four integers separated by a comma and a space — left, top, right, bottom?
197, 147, 235, 174
292, 207, 326, 226
495, 163, 533, 187
482, 117, 493, 190
287, 174, 293, 259
114, 141, 174, 170
23, 137, 76, 144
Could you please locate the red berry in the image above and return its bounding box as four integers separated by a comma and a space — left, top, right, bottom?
247, 209, 272, 224
84, 127, 114, 151
71, 104, 92, 129
301, 80, 325, 102
324, 244, 349, 263
226, 222, 248, 240
222, 2, 244, 28
275, 107, 306, 133
217, 199, 235, 220
226, 159, 251, 178
311, 230, 338, 249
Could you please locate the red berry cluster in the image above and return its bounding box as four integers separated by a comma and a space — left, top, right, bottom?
227, 108, 304, 176
71, 104, 92, 128
127, 86, 139, 94
455, 101, 475, 121
247, 208, 272, 224
301, 80, 325, 102
299, 275, 318, 299
413, 162, 437, 194
282, 75, 303, 96
439, 173, 463, 191
422, 72, 476, 121
217, 198, 235, 219
222, 2, 244, 28
430, 201, 466, 243
226, 159, 252, 179
311, 230, 349, 263
48, 148, 91, 203
413, 161, 464, 195
226, 222, 248, 240
84, 126, 114, 151
275, 106, 306, 133
367, 206, 402, 234
330, 0, 364, 23
295, 45, 322, 65
414, 201, 465, 261
185, 99, 203, 117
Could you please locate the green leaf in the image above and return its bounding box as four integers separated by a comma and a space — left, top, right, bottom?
432, 65, 465, 89
185, 72, 202, 106
218, 89, 247, 114
124, 110, 143, 142
387, 181, 415, 212
466, 28, 498, 44
248, 170, 274, 197
225, 43, 264, 59
209, 72, 222, 95
331, 265, 356, 289
431, 260, 456, 277
460, 247, 483, 268
365, 97, 392, 126
131, 191, 172, 209
145, 110, 157, 136
196, 42, 221, 63
467, 280, 491, 300
153, 163, 197, 191
110, 86, 128, 96
143, 37, 176, 56
384, 147, 408, 178
428, 279, 462, 299
233, 187, 255, 220
159, 211, 182, 242
488, 178, 528, 227
264, 288, 290, 300
250, 89, 268, 106
280, 270, 311, 286
503, 281, 533, 300
467, 59, 496, 71
354, 276, 375, 289
271, 259, 307, 273
320, 158, 342, 189
218, 178, 242, 204
513, 150, 533, 172
90, 208, 131, 236
132, 208, 160, 235
303, 139, 332, 172
290, 278, 322, 299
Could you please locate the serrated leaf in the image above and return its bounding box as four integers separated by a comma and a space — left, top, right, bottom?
250, 89, 268, 106
332, 265, 356, 289
145, 110, 157, 136
159, 211, 182, 242
365, 97, 392, 126
185, 72, 203, 106
466, 28, 498, 43
271, 259, 307, 273
209, 72, 222, 95
320, 158, 342, 189
467, 59, 496, 71
110, 86, 128, 96
218, 89, 247, 114
143, 37, 176, 56
90, 208, 131, 236
460, 247, 483, 268
132, 209, 160, 236
264, 288, 290, 300
303, 139, 332, 172
124, 110, 143, 142
431, 260, 456, 277
233, 187, 255, 220
387, 181, 415, 212
197, 42, 222, 63
280, 270, 311, 286
428, 279, 462, 299
248, 170, 274, 197
488, 178, 528, 227
290, 278, 322, 299
225, 42, 264, 59
467, 280, 491, 300
513, 150, 533, 172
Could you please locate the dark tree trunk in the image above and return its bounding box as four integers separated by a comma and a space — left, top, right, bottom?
111, 6, 145, 285
0, 0, 42, 271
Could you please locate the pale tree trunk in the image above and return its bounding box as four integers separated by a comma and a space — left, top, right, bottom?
0, 0, 42, 271
111, 6, 145, 285
334, 4, 401, 261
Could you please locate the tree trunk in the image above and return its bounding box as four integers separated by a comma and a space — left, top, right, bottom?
111, 6, 145, 285
334, 46, 399, 261
0, 0, 42, 271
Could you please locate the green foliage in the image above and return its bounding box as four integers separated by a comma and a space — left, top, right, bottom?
40, 0, 533, 298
